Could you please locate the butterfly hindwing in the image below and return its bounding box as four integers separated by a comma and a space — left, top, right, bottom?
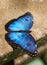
7, 32, 37, 55
5, 12, 33, 31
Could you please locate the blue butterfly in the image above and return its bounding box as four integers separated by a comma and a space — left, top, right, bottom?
5, 12, 37, 56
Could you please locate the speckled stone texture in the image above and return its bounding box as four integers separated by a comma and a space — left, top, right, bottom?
0, 0, 47, 57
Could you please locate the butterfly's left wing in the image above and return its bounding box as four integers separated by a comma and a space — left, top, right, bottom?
7, 32, 37, 56
5, 12, 33, 31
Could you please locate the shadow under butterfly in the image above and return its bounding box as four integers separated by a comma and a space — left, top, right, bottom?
5, 12, 37, 56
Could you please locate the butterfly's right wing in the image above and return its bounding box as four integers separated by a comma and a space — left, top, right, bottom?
7, 32, 37, 56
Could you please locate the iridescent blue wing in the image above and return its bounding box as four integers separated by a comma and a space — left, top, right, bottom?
7, 32, 37, 56
6, 12, 33, 31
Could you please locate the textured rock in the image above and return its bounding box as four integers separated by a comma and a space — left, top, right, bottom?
0, 0, 47, 64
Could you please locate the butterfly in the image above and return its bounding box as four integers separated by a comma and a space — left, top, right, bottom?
5, 12, 37, 56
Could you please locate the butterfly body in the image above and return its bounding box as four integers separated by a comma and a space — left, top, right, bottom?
5, 12, 37, 56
